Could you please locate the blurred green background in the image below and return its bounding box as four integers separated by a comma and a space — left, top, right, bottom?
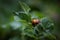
0, 0, 60, 40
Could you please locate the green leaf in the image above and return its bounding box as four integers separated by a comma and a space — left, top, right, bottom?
41, 17, 54, 32
19, 1, 31, 14
24, 27, 36, 39
19, 13, 31, 22
31, 11, 45, 18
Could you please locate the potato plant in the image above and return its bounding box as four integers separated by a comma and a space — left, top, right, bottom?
0, 2, 56, 40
